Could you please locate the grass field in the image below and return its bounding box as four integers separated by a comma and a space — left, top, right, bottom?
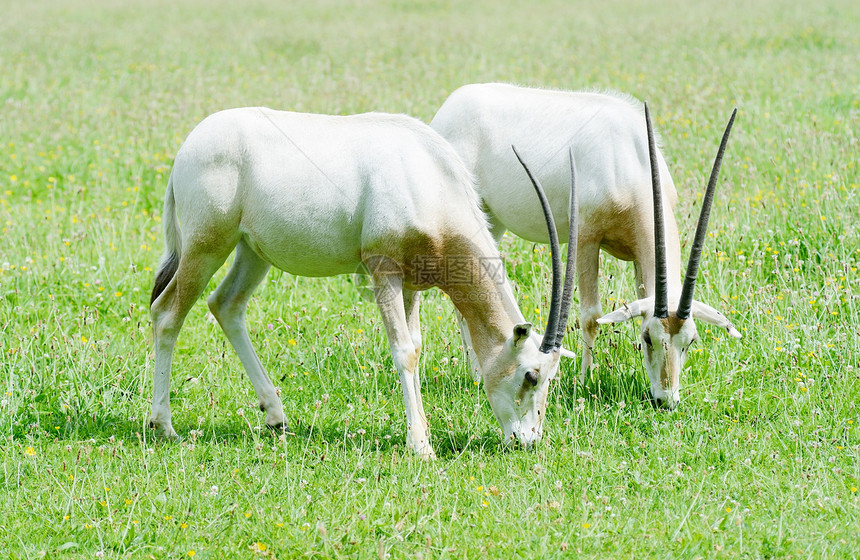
1, 0, 858, 557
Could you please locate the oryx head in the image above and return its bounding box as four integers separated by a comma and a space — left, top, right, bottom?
598, 103, 741, 410
483, 146, 578, 445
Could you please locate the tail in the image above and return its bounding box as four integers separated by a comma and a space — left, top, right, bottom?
150, 172, 182, 307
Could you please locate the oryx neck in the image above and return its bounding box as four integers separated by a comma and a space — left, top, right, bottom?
445, 275, 515, 366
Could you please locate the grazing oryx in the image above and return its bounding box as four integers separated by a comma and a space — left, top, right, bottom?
430, 83, 741, 409
149, 107, 577, 459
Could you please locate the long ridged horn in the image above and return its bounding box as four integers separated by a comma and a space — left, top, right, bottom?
512, 145, 562, 354
554, 148, 578, 350
645, 102, 669, 319
676, 108, 737, 319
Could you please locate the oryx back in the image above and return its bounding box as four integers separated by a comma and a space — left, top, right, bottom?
172, 108, 482, 279
431, 82, 678, 247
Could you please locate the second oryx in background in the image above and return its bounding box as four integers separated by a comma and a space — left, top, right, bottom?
430, 83, 741, 409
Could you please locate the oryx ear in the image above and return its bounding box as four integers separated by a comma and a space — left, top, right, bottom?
596, 298, 652, 325
559, 347, 576, 359
691, 301, 742, 338
512, 323, 532, 348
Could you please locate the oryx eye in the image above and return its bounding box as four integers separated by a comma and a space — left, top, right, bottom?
524, 370, 539, 387
643, 332, 652, 346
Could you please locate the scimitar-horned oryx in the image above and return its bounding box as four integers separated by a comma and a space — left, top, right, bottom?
149, 107, 577, 458
430, 83, 740, 409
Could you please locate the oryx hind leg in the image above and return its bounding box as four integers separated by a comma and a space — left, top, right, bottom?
207, 237, 287, 430
150, 243, 236, 438
373, 274, 435, 460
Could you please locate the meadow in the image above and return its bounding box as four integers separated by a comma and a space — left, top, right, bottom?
1, 0, 858, 557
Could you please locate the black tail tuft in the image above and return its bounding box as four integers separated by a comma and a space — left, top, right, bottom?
150, 252, 179, 306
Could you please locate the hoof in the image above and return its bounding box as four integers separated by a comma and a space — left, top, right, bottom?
408, 441, 437, 461
149, 420, 179, 440
267, 421, 293, 435
263, 406, 288, 430
416, 448, 437, 461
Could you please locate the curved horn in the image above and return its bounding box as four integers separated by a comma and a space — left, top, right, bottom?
554, 148, 578, 350
677, 108, 737, 319
645, 102, 669, 319
512, 145, 562, 354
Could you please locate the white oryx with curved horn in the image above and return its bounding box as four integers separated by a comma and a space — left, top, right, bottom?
596, 103, 740, 409
430, 83, 740, 409
148, 107, 577, 459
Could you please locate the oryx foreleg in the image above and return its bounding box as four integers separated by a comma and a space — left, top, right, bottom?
578, 242, 602, 383
454, 309, 481, 381
374, 275, 435, 460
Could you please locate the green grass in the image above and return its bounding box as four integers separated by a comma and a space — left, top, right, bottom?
1, 0, 859, 557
